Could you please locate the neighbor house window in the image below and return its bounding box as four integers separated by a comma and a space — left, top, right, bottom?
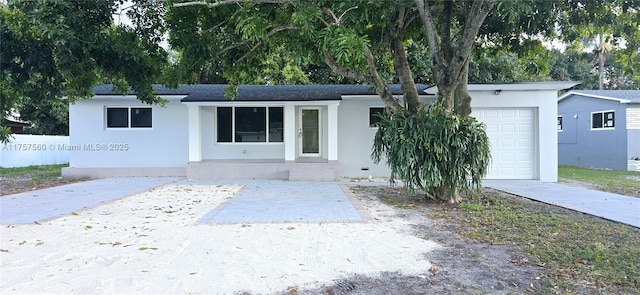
369, 107, 386, 127
216, 107, 283, 143
557, 116, 563, 131
106, 107, 152, 128
591, 110, 615, 130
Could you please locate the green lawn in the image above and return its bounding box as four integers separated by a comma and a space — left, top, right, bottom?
0, 164, 79, 195
558, 165, 640, 197
0, 163, 67, 178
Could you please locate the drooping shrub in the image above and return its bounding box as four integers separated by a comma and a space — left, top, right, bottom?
372, 105, 491, 203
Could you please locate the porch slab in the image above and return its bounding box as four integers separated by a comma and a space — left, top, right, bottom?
186, 160, 339, 180
196, 180, 368, 224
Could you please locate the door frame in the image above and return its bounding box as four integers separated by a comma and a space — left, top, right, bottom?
298, 107, 322, 157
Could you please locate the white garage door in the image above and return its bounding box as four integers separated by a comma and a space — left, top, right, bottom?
472, 108, 536, 179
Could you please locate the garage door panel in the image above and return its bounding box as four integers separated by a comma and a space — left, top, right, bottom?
519, 124, 534, 132
472, 108, 536, 180
501, 109, 516, 118
500, 123, 515, 132
483, 109, 499, 118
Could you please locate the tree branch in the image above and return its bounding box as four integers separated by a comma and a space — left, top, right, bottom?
361, 45, 405, 117
457, 0, 495, 60
173, 0, 290, 8
323, 51, 370, 83
413, 0, 440, 60
322, 6, 359, 26
219, 24, 296, 60
441, 0, 453, 61
391, 6, 421, 114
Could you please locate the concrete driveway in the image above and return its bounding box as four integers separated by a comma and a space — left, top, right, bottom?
1, 178, 638, 228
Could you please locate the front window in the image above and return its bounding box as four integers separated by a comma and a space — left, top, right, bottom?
591, 111, 615, 130
106, 107, 152, 128
217, 107, 283, 143
369, 107, 386, 127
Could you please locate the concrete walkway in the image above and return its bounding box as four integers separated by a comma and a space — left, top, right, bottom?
483, 180, 640, 228
0, 177, 178, 224
193, 179, 367, 223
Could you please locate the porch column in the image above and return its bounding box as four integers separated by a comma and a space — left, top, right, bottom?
187, 104, 202, 162
327, 102, 339, 161
284, 104, 296, 161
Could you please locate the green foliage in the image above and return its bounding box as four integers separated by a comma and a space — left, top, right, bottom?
559, 165, 640, 197
441, 191, 640, 293
1, 0, 168, 142
372, 105, 491, 202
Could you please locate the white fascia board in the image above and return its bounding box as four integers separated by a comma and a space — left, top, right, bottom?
557, 92, 631, 104
92, 95, 188, 100
181, 100, 340, 107
425, 81, 581, 95
340, 95, 436, 100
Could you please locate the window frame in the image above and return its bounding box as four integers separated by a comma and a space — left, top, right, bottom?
368, 107, 386, 128
590, 110, 615, 130
216, 106, 284, 144
105, 106, 153, 129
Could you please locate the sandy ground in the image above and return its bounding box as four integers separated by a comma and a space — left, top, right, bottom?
0, 183, 442, 294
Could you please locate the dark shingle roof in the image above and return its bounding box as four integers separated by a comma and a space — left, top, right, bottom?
563, 90, 640, 103
92, 84, 430, 102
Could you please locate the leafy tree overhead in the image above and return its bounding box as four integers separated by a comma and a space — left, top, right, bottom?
165, 0, 585, 202
0, 0, 169, 142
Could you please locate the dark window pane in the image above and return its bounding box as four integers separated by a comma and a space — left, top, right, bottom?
369, 107, 386, 127
235, 107, 266, 142
557, 116, 562, 130
269, 107, 283, 142
604, 111, 615, 127
131, 108, 152, 128
107, 108, 128, 128
592, 113, 603, 129
217, 107, 232, 142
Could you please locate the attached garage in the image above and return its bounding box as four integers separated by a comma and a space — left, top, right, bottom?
473, 108, 536, 179
425, 82, 579, 182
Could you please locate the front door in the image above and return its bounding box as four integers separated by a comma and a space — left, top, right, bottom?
300, 108, 320, 157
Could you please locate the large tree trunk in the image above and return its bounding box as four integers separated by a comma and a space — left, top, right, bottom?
414, 0, 494, 116
454, 62, 472, 117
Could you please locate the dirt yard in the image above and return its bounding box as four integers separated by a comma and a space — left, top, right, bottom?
1, 174, 637, 294
284, 185, 546, 295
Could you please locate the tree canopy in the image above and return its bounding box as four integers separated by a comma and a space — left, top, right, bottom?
2, 0, 639, 200
0, 0, 168, 142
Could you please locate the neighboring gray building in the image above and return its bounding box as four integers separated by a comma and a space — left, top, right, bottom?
558, 90, 640, 171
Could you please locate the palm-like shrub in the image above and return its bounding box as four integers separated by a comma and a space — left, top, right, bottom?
372, 105, 491, 203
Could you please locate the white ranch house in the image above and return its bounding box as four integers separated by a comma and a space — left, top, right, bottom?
63, 82, 578, 181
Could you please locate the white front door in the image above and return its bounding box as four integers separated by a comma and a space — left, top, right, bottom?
299, 108, 321, 157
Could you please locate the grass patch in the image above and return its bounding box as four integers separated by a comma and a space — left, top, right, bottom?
559, 165, 640, 197
0, 164, 86, 195
443, 191, 640, 294
372, 184, 640, 294
0, 164, 67, 180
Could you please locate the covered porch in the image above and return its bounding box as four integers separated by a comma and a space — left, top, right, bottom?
184, 101, 341, 180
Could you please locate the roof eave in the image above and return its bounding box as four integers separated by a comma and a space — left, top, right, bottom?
425, 81, 580, 95
558, 92, 632, 103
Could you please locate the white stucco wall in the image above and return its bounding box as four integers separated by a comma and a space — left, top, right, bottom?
0, 135, 69, 168
337, 97, 392, 178
64, 83, 569, 180
67, 96, 189, 169
337, 87, 561, 181
469, 89, 558, 181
